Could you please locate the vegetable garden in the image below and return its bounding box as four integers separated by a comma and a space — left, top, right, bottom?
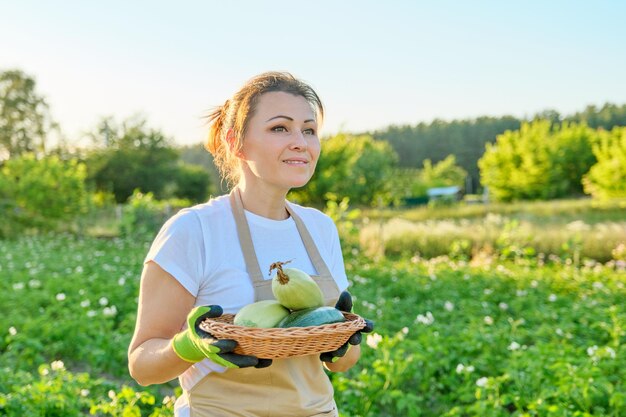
2, 201, 626, 416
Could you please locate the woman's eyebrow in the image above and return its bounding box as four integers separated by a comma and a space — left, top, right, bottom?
265, 115, 316, 123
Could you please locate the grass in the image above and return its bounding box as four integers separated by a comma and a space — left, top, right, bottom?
358, 198, 626, 263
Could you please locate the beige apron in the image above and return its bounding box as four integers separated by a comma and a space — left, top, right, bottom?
187, 189, 341, 417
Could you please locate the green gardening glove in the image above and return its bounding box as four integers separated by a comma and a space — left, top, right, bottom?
320, 291, 375, 363
172, 305, 272, 369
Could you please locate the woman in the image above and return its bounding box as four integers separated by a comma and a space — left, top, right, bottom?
128, 71, 372, 417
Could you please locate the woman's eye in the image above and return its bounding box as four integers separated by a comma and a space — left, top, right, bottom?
272, 126, 287, 132
303, 128, 316, 135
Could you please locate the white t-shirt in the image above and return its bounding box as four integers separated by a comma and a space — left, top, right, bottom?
144, 194, 349, 416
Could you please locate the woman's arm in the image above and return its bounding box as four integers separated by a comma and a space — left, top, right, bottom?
128, 261, 196, 386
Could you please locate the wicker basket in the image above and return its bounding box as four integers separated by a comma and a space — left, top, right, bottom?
199, 312, 366, 359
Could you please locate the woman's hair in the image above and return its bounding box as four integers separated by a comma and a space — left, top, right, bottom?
205, 71, 324, 186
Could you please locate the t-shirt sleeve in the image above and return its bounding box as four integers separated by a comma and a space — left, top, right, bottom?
144, 209, 206, 296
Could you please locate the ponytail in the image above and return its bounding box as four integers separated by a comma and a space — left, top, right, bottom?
205, 100, 229, 155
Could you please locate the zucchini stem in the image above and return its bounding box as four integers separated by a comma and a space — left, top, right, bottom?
269, 260, 292, 285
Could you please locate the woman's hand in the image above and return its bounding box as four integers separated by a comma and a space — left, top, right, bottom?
172, 304, 272, 369
320, 291, 375, 371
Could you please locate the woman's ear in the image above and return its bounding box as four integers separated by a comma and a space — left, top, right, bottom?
226, 129, 243, 157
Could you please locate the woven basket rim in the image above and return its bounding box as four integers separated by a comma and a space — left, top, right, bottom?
199, 311, 366, 358
200, 312, 365, 340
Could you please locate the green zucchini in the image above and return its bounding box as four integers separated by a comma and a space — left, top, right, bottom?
278, 306, 346, 328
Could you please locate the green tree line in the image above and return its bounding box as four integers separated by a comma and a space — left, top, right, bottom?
367, 103, 626, 192
2, 67, 626, 238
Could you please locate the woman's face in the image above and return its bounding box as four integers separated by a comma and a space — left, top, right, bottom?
239, 91, 321, 192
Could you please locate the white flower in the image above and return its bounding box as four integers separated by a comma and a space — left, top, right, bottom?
28, 279, 41, 288
87, 310, 97, 318
51, 360, 65, 371
456, 363, 475, 374
555, 328, 564, 336
103, 306, 118, 316
531, 280, 538, 288
56, 293, 66, 301
606, 347, 617, 359
80, 389, 90, 397
516, 290, 527, 297
508, 341, 521, 351
499, 302, 509, 311
444, 301, 455, 312
99, 297, 109, 306
108, 390, 116, 400
416, 311, 435, 325
587, 345, 598, 357
12, 282, 24, 290
548, 294, 557, 302
484, 316, 494, 325
8, 327, 17, 336
118, 277, 126, 286
484, 289, 493, 295
401, 327, 409, 335
366, 333, 383, 349
80, 300, 90, 308
476, 377, 489, 387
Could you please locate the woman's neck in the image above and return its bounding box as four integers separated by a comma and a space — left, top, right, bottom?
236, 182, 289, 220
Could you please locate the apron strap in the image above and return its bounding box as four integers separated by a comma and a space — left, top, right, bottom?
229, 189, 265, 282
229, 188, 333, 283
285, 203, 333, 278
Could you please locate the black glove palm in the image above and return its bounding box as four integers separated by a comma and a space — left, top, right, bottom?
320, 291, 374, 363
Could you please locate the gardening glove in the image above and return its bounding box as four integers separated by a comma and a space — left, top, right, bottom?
172, 305, 272, 369
320, 291, 375, 363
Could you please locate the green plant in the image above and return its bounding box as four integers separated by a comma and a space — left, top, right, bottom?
0, 153, 89, 237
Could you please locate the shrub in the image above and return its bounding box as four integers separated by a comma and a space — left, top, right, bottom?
583, 126, 626, 199
0, 154, 89, 237
119, 190, 190, 237
479, 121, 598, 201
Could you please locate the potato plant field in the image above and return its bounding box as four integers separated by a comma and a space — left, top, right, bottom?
1, 232, 626, 416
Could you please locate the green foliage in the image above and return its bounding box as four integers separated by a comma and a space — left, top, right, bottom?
478, 120, 598, 202
2, 224, 626, 416
370, 116, 522, 191
421, 154, 468, 188
292, 133, 397, 206
0, 69, 57, 159
0, 154, 89, 237
333, 255, 626, 416
583, 127, 626, 199
85, 117, 210, 203
89, 386, 174, 417
566, 102, 626, 130
387, 156, 467, 207
360, 214, 625, 263
119, 190, 190, 237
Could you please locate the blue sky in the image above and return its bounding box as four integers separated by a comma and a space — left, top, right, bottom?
2, 1, 625, 146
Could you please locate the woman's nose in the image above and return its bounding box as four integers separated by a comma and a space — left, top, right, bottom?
290, 131, 308, 151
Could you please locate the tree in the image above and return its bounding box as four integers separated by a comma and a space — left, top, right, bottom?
85, 116, 211, 203
0, 69, 57, 159
421, 155, 468, 188
0, 153, 89, 236
583, 127, 626, 199
291, 134, 398, 206
478, 120, 598, 202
